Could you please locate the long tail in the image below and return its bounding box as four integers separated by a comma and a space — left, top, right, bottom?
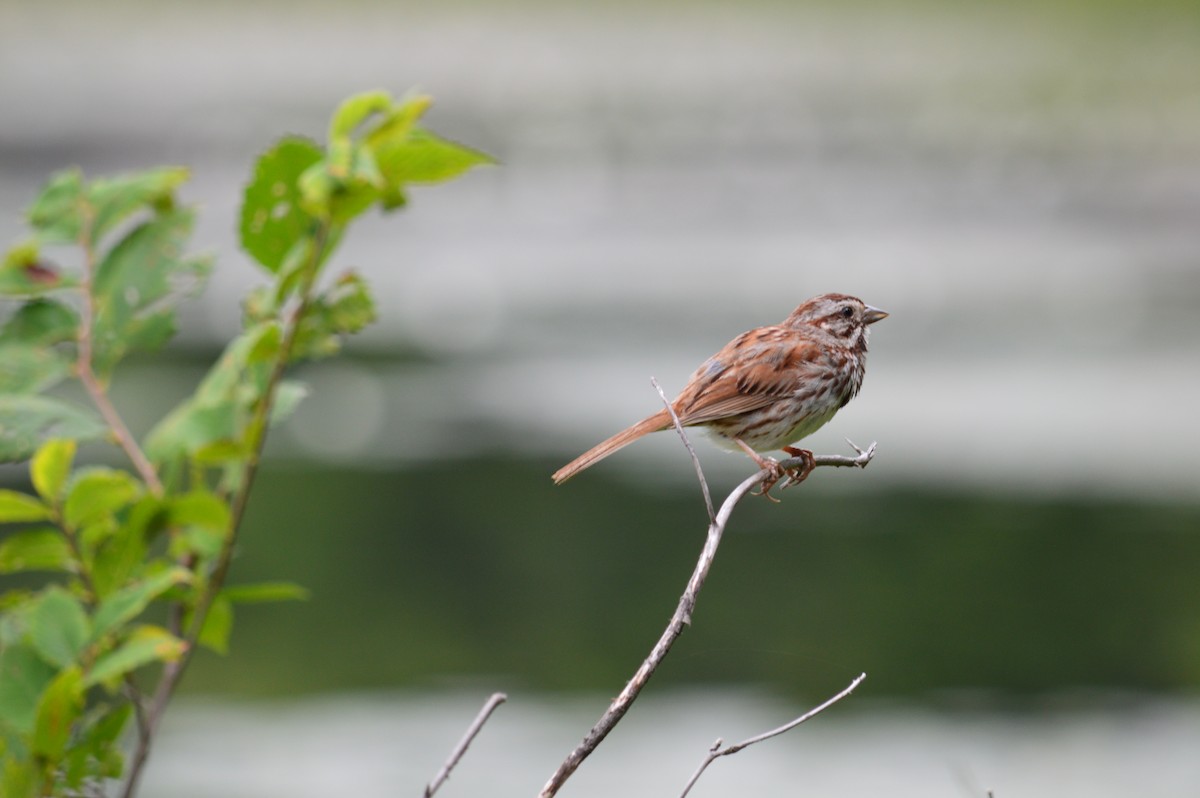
552, 410, 672, 484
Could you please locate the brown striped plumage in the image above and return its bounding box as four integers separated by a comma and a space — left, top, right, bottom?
552, 293, 887, 484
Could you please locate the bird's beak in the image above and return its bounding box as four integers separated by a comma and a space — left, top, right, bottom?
863, 305, 889, 325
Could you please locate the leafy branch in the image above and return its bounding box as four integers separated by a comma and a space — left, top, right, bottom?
0, 89, 490, 798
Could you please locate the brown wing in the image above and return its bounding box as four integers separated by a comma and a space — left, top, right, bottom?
673, 326, 827, 425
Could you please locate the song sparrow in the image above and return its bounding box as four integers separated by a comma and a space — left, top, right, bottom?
552, 293, 887, 488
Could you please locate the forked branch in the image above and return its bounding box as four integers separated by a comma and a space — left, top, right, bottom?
678, 672, 867, 797
538, 409, 876, 797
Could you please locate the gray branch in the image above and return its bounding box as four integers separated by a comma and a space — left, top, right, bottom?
678, 672, 867, 797
424, 692, 508, 798
537, 429, 877, 797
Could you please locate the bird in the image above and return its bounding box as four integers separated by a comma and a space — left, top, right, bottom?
551, 293, 887, 488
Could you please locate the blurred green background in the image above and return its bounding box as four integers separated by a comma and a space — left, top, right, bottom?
3, 0, 1199, 705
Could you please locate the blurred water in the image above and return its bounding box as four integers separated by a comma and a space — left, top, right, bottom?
144, 689, 1200, 798
3, 2, 1199, 497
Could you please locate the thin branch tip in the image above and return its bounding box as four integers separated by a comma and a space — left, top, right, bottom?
651, 376, 715, 523
424, 692, 509, 798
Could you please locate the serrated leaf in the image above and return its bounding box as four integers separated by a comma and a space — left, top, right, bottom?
196, 594, 233, 655
90, 208, 210, 377
63, 468, 141, 529
31, 665, 84, 760
88, 166, 189, 244
222, 581, 310, 604
0, 643, 57, 735
28, 587, 90, 668
0, 395, 106, 463
240, 137, 323, 273
0, 342, 71, 394
374, 127, 494, 187
0, 490, 50, 523
90, 567, 189, 642
85, 626, 186, 686
0, 298, 79, 346
31, 438, 75, 503
0, 528, 72, 574
26, 169, 84, 244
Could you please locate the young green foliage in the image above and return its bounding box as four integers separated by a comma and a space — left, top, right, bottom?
0, 88, 489, 797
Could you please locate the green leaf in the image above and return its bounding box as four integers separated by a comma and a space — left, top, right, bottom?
290, 272, 377, 361
0, 342, 71, 394
0, 243, 75, 296
0, 395, 106, 463
196, 594, 233, 655
324, 271, 376, 334
168, 490, 230, 531
298, 148, 383, 224
90, 567, 189, 642
0, 490, 50, 523
0, 756, 41, 798
374, 127, 494, 188
0, 298, 79, 346
329, 90, 394, 141
363, 91, 432, 149
63, 468, 141, 529
239, 137, 323, 273
0, 528, 72, 574
31, 666, 84, 760
73, 703, 131, 775
144, 322, 280, 462
270, 381, 309, 425
222, 581, 310, 604
26, 169, 84, 243
166, 490, 229, 561
0, 644, 56, 735
31, 438, 75, 504
144, 400, 239, 464
85, 626, 186, 686
28, 587, 90, 668
88, 166, 189, 244
88, 497, 163, 600
90, 208, 211, 377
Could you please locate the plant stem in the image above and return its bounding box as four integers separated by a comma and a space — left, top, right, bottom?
75, 206, 163, 496
118, 222, 333, 798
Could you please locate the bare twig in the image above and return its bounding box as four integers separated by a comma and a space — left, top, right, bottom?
424, 692, 508, 798
651, 377, 714, 523
678, 672, 867, 797
538, 439, 876, 797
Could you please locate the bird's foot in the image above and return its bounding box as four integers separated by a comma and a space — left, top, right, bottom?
780, 447, 817, 488
734, 439, 788, 501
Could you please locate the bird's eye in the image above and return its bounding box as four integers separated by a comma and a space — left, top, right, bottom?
840, 306, 854, 318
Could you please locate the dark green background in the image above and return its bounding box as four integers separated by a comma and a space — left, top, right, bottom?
171, 457, 1200, 700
